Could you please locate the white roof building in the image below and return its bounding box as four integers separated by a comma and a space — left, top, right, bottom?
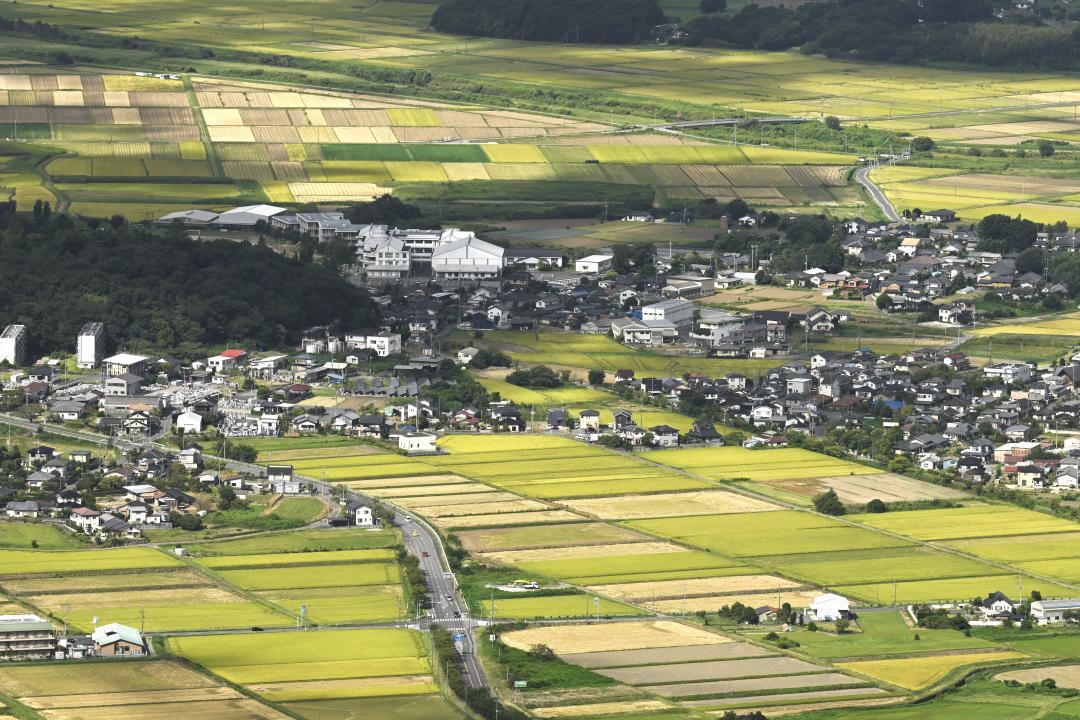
431, 236, 504, 281
810, 593, 850, 621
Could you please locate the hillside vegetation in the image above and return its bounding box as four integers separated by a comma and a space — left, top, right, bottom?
431, 0, 667, 44
0, 204, 379, 356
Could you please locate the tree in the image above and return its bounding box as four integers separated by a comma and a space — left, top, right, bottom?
876, 294, 893, 311
911, 136, 936, 152
699, 0, 726, 11
218, 484, 239, 511
506, 365, 562, 389
834, 618, 851, 633
1015, 247, 1045, 275
865, 498, 887, 513
813, 489, 846, 516
1039, 141, 1056, 158
528, 644, 557, 661
824, 115, 841, 131
588, 369, 606, 386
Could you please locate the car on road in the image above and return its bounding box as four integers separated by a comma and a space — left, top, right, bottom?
403, 516, 411, 522
422, 551, 430, 557
453, 611, 462, 618
412, 531, 420, 537
445, 593, 453, 600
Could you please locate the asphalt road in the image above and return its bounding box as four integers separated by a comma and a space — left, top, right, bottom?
855, 165, 900, 222
0, 413, 490, 690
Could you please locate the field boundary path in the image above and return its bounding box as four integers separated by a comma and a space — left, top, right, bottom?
855, 166, 900, 222
183, 75, 224, 178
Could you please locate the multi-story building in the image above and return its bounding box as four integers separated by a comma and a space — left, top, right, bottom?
431, 236, 504, 282
642, 298, 695, 331
0, 324, 27, 367
76, 322, 104, 369
0, 614, 57, 661
103, 353, 149, 378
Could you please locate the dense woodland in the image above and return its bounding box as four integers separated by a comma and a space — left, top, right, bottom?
431, 0, 667, 44
684, 0, 1080, 71
0, 202, 380, 358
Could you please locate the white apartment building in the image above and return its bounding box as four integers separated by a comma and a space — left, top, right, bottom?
76, 322, 104, 369
103, 353, 148, 378
642, 298, 694, 330
344, 332, 402, 358
0, 324, 27, 367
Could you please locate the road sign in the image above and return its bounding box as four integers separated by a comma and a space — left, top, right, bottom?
452, 633, 465, 642
514, 681, 527, 689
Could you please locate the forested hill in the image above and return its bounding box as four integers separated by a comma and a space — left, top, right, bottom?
684, 0, 1080, 72
0, 209, 379, 358
431, 0, 667, 44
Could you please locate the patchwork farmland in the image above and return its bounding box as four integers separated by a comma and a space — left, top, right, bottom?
0, 67, 860, 221
168, 628, 459, 719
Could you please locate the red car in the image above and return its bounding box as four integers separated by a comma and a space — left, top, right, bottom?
422, 551, 430, 558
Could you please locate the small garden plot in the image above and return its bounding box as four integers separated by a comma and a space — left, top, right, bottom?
563, 490, 777, 520
0, 547, 180, 576
849, 506, 1080, 541
218, 562, 399, 591
482, 594, 646, 620
588, 575, 807, 603
839, 652, 1026, 690
501, 620, 731, 654
437, 510, 585, 529
603, 655, 827, 685
835, 574, 1076, 605
457, 523, 651, 553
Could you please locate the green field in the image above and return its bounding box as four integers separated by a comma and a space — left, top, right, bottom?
644, 446, 878, 482
190, 527, 399, 556
783, 611, 998, 659
217, 562, 400, 591
0, 521, 82, 550
0, 547, 180, 575
849, 506, 1080, 542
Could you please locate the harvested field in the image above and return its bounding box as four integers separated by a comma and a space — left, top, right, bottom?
343, 474, 467, 489
393, 492, 517, 508
562, 490, 777, 519
372, 483, 496, 498
23, 687, 243, 709
435, 511, 585, 528
455, 522, 648, 553
643, 672, 864, 698
422, 500, 551, 517
602, 656, 826, 685
500, 620, 731, 654
0, 661, 214, 696
766, 474, 968, 505
996, 665, 1080, 689
479, 540, 686, 565
563, 642, 775, 668
532, 700, 672, 718
248, 675, 437, 702
38, 698, 288, 719
695, 687, 891, 708
588, 574, 806, 602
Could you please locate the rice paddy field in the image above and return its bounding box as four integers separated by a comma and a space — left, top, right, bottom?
469, 329, 782, 382
168, 628, 458, 718
870, 165, 1080, 226
500, 620, 888, 713
0, 660, 290, 720
0, 66, 861, 220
